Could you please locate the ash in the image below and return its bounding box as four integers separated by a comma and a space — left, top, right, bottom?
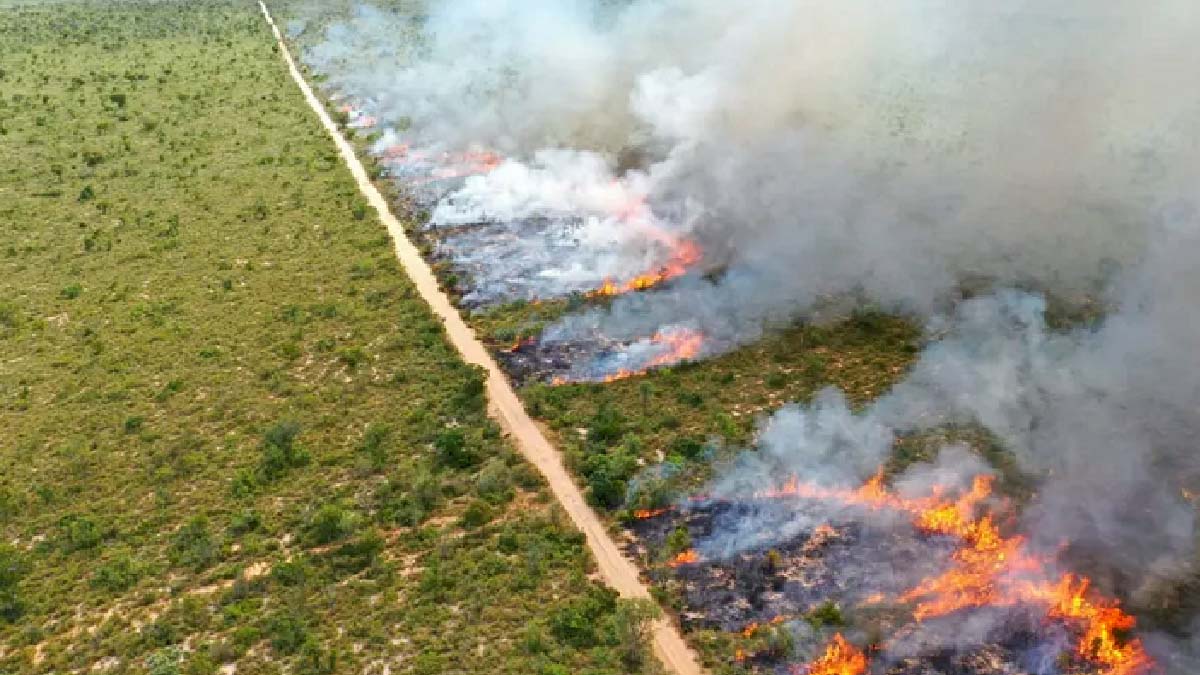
627, 502, 1122, 675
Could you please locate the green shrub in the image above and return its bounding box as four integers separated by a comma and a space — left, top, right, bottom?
376, 464, 441, 526
587, 402, 624, 446
146, 648, 181, 675
91, 552, 142, 592
59, 283, 83, 300
459, 499, 493, 529
60, 514, 103, 551
304, 503, 357, 546
357, 423, 391, 471
664, 526, 691, 557
170, 516, 215, 571
805, 600, 845, 628
582, 449, 637, 509
549, 585, 618, 648
271, 558, 310, 587
266, 612, 307, 655
322, 531, 383, 577
227, 509, 261, 537
605, 599, 661, 669
475, 458, 513, 504
669, 436, 704, 460
0, 545, 27, 622
433, 428, 475, 469
258, 421, 309, 482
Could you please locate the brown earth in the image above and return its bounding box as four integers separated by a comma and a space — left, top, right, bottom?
258, 4, 705, 674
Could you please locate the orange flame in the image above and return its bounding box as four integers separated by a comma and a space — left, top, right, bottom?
588, 239, 703, 298
802, 634, 868, 675
633, 507, 670, 519
667, 549, 701, 567
505, 337, 536, 353
779, 471, 1153, 675
555, 327, 706, 385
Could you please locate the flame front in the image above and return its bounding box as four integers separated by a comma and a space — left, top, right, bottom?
801, 633, 868, 675
588, 237, 703, 298
667, 548, 701, 567
778, 472, 1153, 675
554, 327, 707, 385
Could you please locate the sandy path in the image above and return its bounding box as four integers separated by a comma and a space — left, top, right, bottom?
258, 4, 704, 674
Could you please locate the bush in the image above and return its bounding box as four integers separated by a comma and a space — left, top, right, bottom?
258, 421, 309, 482
805, 601, 845, 628
376, 464, 441, 526
459, 499, 493, 529
475, 458, 513, 504
549, 585, 618, 648
669, 436, 705, 460
267, 612, 307, 655
0, 545, 27, 622
433, 428, 475, 469
146, 648, 181, 675
582, 449, 637, 509
59, 283, 83, 300
270, 558, 310, 587
587, 402, 624, 446
227, 509, 261, 537
322, 531, 383, 577
91, 552, 142, 592
664, 526, 691, 557
170, 516, 215, 571
357, 423, 390, 472
298, 637, 337, 675
60, 514, 103, 551
304, 503, 357, 546
605, 599, 661, 669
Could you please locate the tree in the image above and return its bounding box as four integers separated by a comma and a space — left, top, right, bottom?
606, 599, 661, 669
0, 545, 27, 622
170, 516, 215, 571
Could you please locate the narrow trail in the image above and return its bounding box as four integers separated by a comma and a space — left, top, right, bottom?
258, 4, 704, 675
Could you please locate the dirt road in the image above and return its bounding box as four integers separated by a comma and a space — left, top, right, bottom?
258, 4, 704, 674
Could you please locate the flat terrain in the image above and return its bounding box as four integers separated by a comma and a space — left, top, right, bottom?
0, 2, 658, 674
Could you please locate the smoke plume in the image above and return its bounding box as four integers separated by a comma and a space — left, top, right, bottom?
293, 0, 1200, 668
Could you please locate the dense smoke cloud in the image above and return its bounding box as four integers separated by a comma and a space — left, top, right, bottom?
297, 0, 1200, 667
304, 0, 1197, 324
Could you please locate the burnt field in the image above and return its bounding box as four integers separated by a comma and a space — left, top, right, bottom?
625, 499, 1148, 675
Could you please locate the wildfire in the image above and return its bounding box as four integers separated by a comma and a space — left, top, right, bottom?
587, 238, 703, 298
667, 548, 701, 567
553, 327, 707, 385
743, 615, 788, 638
505, 337, 536, 353
632, 507, 670, 519
800, 634, 868, 675
777, 471, 1154, 675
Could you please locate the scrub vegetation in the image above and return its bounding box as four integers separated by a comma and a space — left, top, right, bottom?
0, 2, 658, 674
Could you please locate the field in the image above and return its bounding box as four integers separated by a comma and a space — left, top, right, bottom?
0, 2, 659, 674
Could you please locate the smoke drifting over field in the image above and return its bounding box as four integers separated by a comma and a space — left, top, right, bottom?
298, 0, 1200, 669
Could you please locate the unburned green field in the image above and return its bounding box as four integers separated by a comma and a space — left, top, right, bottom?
0, 2, 657, 674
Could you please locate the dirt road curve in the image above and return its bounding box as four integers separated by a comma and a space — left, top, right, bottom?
258, 5, 704, 674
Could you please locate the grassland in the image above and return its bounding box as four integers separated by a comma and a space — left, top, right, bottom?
0, 2, 660, 674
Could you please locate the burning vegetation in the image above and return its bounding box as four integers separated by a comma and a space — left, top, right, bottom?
627, 468, 1154, 675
